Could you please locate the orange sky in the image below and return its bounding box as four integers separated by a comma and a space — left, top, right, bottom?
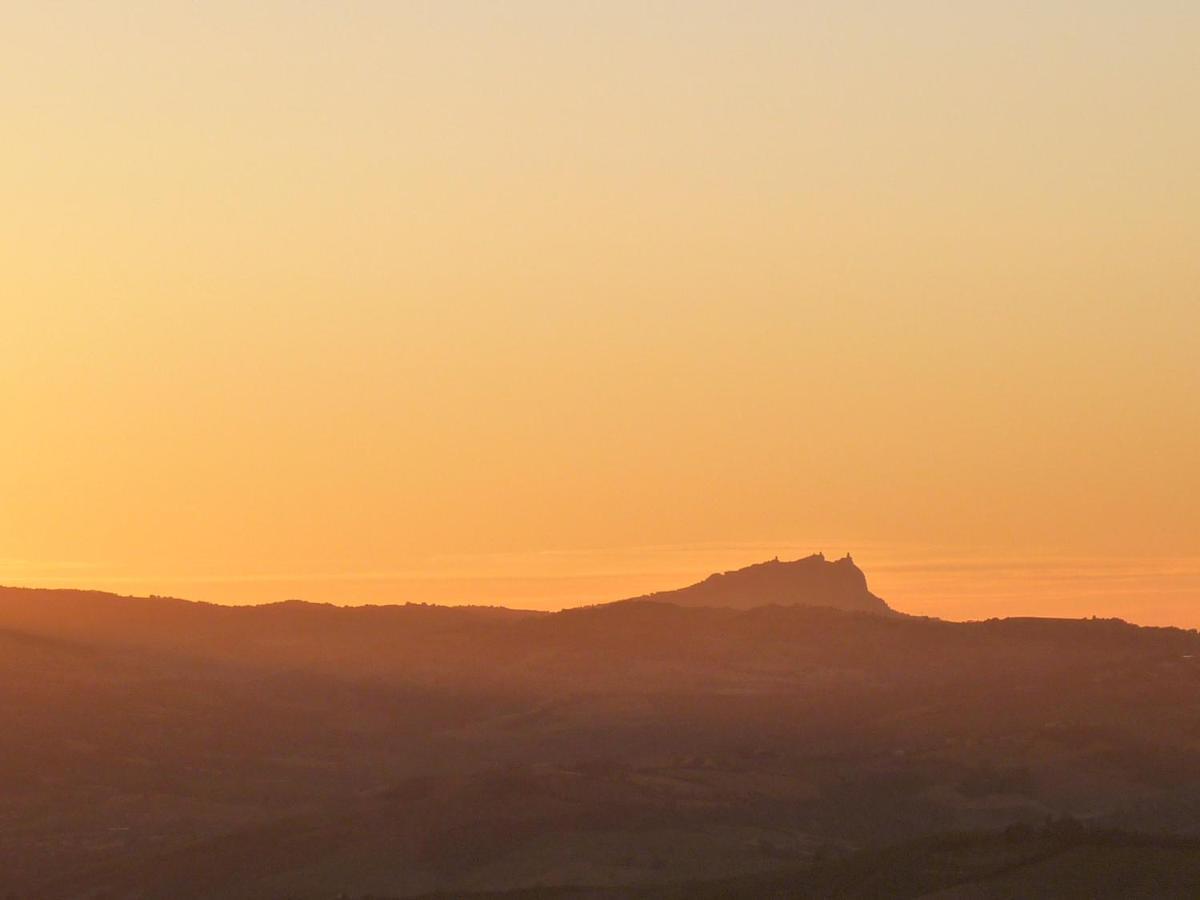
2, 3, 1197, 625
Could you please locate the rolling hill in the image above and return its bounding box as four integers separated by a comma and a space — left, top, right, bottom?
2, 559, 1199, 898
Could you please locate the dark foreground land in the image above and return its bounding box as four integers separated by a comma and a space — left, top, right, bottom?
3, 557, 1200, 898
420, 826, 1200, 899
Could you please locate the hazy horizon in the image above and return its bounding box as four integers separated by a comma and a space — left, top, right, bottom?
5, 545, 1200, 629
4, 3, 1198, 624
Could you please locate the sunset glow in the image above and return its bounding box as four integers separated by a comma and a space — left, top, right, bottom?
4, 3, 1197, 622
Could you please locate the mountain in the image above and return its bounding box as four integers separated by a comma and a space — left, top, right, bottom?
3, 562, 1200, 898
618, 553, 893, 614
0, 555, 890, 680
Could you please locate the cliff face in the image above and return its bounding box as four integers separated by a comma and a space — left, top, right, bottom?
625, 553, 894, 614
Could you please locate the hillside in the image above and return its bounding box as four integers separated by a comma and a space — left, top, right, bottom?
407, 826, 1200, 899
2, 563, 1200, 897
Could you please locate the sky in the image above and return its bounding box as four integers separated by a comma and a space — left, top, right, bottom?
2, 2, 1198, 624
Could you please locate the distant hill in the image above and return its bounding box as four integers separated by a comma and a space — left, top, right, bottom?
6, 564, 1200, 898
0, 555, 892, 674
617, 553, 894, 615
0, 584, 545, 675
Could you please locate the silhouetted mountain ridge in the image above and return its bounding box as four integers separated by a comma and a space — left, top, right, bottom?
617, 553, 894, 615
